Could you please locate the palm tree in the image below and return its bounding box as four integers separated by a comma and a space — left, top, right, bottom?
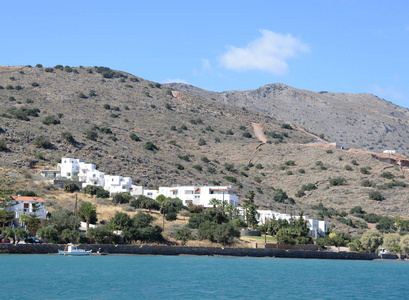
225, 204, 235, 220
208, 198, 220, 208
78, 201, 97, 233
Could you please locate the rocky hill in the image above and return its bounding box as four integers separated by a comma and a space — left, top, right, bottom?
1, 65, 409, 231
166, 83, 409, 155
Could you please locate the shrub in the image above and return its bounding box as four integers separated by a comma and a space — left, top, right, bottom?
198, 138, 206, 146
344, 165, 353, 171
360, 167, 371, 174
165, 212, 178, 221
255, 164, 263, 170
298, 169, 306, 174
281, 123, 293, 130
64, 66, 73, 72
351, 159, 358, 165
174, 228, 192, 245
329, 177, 347, 186
223, 176, 237, 183
78, 92, 88, 99
85, 130, 98, 141
6, 85, 14, 89
42, 116, 60, 125
242, 132, 252, 138
326, 150, 333, 154
99, 127, 112, 134
124, 84, 133, 88
179, 124, 188, 130
32, 136, 52, 149
130, 133, 140, 141
61, 131, 75, 143
175, 163, 184, 170
31, 82, 40, 87
285, 160, 295, 166
15, 85, 22, 90
165, 103, 172, 110
0, 139, 8, 152
178, 155, 190, 162
381, 172, 395, 179
369, 190, 384, 201
144, 141, 158, 151
35, 64, 43, 68
273, 189, 288, 203
54, 65, 64, 71
193, 165, 203, 171
89, 90, 97, 97
103, 104, 111, 110
45, 67, 54, 73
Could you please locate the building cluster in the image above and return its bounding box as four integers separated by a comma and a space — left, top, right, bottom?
39, 157, 328, 237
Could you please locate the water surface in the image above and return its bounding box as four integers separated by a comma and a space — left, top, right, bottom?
1, 255, 408, 299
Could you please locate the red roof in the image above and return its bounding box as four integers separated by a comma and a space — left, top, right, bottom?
10, 196, 45, 202
195, 188, 201, 193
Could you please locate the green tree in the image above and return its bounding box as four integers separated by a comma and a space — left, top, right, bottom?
213, 223, 240, 245
63, 183, 80, 193
88, 225, 113, 244
0, 189, 15, 230
25, 214, 41, 236
360, 231, 383, 253
109, 212, 132, 231
382, 233, 401, 252
112, 192, 133, 205
78, 201, 97, 233
37, 226, 59, 243
14, 227, 28, 244
60, 228, 80, 244
47, 209, 80, 233
400, 235, 409, 255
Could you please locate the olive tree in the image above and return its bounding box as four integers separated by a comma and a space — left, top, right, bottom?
360, 231, 383, 253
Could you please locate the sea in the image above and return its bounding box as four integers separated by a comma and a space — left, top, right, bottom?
1, 255, 409, 299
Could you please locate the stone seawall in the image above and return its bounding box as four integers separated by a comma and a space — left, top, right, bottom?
0, 244, 379, 260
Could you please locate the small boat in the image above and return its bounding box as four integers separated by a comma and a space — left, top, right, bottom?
58, 244, 92, 256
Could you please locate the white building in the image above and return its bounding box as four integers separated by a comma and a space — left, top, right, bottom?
58, 158, 84, 178
255, 209, 328, 238
78, 162, 105, 188
142, 185, 239, 207
104, 175, 132, 196
8, 196, 48, 221
383, 150, 397, 154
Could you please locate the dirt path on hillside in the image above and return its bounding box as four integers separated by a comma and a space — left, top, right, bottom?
251, 123, 267, 143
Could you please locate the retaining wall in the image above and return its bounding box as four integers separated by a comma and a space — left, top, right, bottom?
0, 244, 380, 260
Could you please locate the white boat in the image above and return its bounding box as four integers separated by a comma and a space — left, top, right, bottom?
58, 244, 92, 256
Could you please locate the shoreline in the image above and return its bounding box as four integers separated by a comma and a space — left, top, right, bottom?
0, 244, 391, 260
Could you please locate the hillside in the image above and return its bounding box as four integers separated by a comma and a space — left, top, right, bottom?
166, 83, 409, 155
1, 65, 409, 232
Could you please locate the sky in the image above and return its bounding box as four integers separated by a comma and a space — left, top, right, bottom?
1, 0, 408, 107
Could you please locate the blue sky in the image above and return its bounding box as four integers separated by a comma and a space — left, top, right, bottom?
2, 1, 408, 107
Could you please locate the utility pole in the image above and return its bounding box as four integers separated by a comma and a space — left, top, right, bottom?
74, 193, 78, 216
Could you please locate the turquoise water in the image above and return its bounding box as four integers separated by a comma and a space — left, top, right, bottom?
1, 255, 409, 299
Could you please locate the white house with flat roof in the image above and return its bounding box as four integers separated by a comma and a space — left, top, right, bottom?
78, 163, 105, 188
104, 175, 132, 196
58, 158, 84, 178
143, 185, 239, 207
255, 209, 328, 238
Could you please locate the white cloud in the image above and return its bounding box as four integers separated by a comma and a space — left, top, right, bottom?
219, 30, 309, 75
161, 78, 190, 84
